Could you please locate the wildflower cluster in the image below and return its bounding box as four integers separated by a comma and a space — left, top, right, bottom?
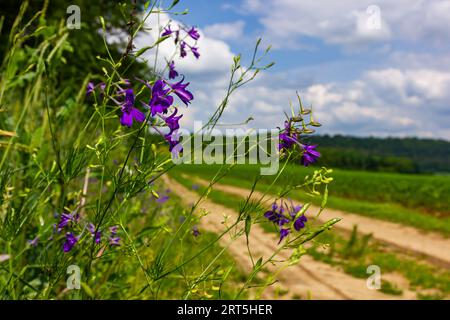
85, 25, 199, 153
264, 201, 308, 243
30, 210, 123, 253
162, 24, 200, 60
87, 75, 193, 153
278, 98, 322, 167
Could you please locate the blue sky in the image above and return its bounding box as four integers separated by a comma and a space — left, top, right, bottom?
138, 0, 450, 140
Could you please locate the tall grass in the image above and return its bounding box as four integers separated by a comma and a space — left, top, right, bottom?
0, 1, 335, 299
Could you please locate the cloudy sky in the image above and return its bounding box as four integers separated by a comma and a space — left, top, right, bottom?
137, 0, 450, 140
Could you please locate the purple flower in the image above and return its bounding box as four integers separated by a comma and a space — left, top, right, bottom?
63, 232, 79, 253
86, 82, 95, 96
278, 121, 298, 151
156, 195, 169, 203
180, 41, 187, 58
279, 228, 290, 243
109, 226, 119, 236
265, 201, 308, 244
168, 61, 179, 79
164, 131, 181, 152
187, 27, 200, 40
58, 212, 79, 231
192, 225, 200, 237
120, 89, 146, 127
167, 77, 193, 105
294, 215, 307, 231
109, 237, 121, 246
301, 144, 321, 167
108, 226, 121, 246
191, 46, 200, 59
191, 184, 199, 190
146, 80, 174, 116
164, 108, 183, 133
87, 223, 102, 244
264, 203, 289, 226
27, 236, 39, 247
161, 25, 173, 37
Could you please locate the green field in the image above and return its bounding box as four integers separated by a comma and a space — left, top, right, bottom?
170, 164, 450, 235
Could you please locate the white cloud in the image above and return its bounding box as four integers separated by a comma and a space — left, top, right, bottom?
299, 67, 450, 138
203, 20, 246, 41
240, 0, 450, 49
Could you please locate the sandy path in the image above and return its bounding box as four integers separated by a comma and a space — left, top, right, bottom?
190, 176, 450, 268
165, 176, 415, 300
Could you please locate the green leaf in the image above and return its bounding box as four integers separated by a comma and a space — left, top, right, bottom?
81, 282, 95, 298
168, 0, 180, 10
245, 215, 251, 237
135, 35, 171, 58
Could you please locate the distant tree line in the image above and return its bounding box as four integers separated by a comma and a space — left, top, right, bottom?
150, 133, 450, 173
306, 135, 450, 174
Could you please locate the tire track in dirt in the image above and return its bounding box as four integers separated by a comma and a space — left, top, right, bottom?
190, 176, 450, 268
165, 175, 415, 300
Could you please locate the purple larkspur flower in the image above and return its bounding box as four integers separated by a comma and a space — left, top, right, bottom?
58, 212, 79, 231
161, 25, 173, 37
279, 228, 290, 243
264, 203, 289, 226
289, 205, 302, 218
168, 61, 179, 79
294, 215, 307, 231
301, 144, 321, 167
278, 121, 298, 151
187, 26, 200, 40
180, 41, 187, 58
63, 232, 79, 253
87, 223, 102, 244
192, 225, 200, 237
191, 46, 200, 59
109, 236, 121, 246
265, 201, 308, 244
27, 236, 39, 247
164, 131, 182, 152
156, 195, 169, 203
167, 76, 193, 105
109, 226, 119, 236
164, 108, 183, 133
120, 89, 146, 127
146, 79, 174, 116
107, 226, 121, 246
86, 82, 95, 96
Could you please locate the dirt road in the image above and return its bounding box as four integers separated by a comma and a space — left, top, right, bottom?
165, 176, 416, 300
191, 176, 450, 268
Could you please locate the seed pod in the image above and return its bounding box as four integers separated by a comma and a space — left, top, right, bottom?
301, 109, 312, 115
302, 128, 315, 134
309, 121, 322, 127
